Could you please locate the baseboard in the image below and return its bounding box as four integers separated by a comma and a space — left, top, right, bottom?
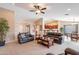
5, 39, 17, 43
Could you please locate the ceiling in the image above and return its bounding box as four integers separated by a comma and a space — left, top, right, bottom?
15, 3, 79, 21
0, 3, 79, 21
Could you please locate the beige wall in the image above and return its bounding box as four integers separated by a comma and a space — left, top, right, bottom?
0, 8, 15, 43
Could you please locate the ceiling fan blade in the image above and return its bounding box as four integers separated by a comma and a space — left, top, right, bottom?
41, 11, 45, 14
29, 10, 35, 12
41, 8, 46, 10
34, 5, 40, 9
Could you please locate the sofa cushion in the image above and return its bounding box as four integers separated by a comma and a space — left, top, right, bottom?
20, 34, 26, 38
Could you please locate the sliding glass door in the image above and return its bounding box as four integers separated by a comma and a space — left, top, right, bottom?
64, 24, 78, 34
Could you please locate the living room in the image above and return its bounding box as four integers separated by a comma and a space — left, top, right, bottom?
0, 3, 79, 55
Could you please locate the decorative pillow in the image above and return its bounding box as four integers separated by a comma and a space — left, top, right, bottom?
21, 34, 26, 38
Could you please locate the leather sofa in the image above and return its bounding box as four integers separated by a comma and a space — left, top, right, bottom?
65, 48, 79, 55
46, 48, 79, 55
54, 36, 62, 44
47, 32, 63, 44
18, 33, 34, 44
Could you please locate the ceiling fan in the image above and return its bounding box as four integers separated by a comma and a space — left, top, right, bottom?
29, 4, 47, 14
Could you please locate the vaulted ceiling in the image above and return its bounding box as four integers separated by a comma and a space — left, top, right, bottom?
0, 3, 79, 21
15, 3, 79, 21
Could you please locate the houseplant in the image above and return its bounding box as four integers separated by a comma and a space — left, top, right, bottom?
60, 27, 64, 33
0, 18, 9, 46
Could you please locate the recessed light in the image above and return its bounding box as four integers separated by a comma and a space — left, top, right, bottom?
67, 9, 71, 11
64, 14, 69, 15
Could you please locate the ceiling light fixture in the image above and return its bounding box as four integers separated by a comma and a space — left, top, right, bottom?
67, 9, 71, 11
29, 4, 47, 15
64, 13, 69, 15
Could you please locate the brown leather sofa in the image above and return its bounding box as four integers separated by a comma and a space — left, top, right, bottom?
46, 32, 63, 44
46, 48, 79, 55
65, 48, 79, 55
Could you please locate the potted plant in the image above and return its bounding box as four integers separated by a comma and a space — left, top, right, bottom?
60, 27, 64, 33
0, 18, 9, 46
